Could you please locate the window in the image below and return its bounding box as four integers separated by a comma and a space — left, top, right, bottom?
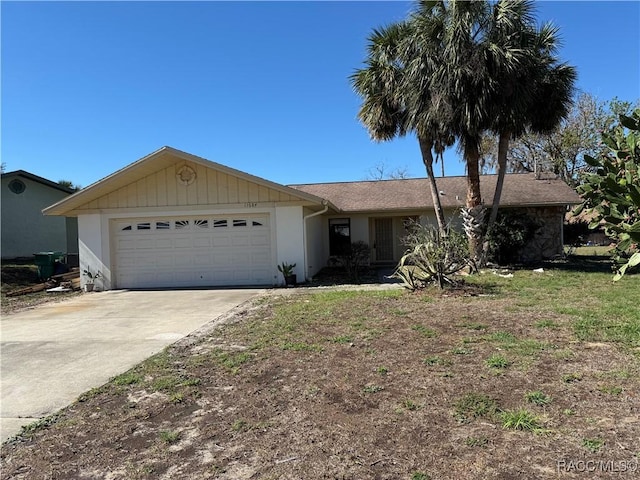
136, 222, 151, 230
175, 220, 190, 229
213, 219, 228, 228
194, 219, 209, 229
233, 219, 247, 227
156, 221, 170, 230
8, 179, 26, 194
329, 218, 351, 256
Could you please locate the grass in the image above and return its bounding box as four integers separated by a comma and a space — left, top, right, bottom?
525, 391, 552, 406
582, 438, 605, 453
500, 409, 545, 433
453, 393, 499, 423
411, 324, 437, 338
112, 371, 143, 386
598, 385, 623, 396
465, 436, 489, 447
3, 266, 639, 478
363, 384, 384, 394
411, 473, 431, 480
486, 354, 510, 369
424, 355, 451, 366
467, 268, 640, 350
159, 430, 180, 444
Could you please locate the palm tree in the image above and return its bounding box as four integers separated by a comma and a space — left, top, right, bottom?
424, 0, 575, 266
351, 15, 451, 234
485, 1, 576, 234
428, 0, 495, 264
353, 0, 575, 267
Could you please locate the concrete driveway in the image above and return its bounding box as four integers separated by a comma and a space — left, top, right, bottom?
0, 288, 262, 442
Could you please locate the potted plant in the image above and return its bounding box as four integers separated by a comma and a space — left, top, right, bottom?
82, 268, 102, 292
277, 262, 297, 287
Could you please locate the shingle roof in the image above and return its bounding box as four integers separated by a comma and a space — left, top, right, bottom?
290, 173, 580, 213
2, 170, 75, 194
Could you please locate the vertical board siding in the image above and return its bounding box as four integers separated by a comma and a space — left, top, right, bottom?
75, 161, 299, 210
207, 169, 218, 203
136, 178, 147, 207
238, 179, 249, 202
147, 174, 158, 206
126, 184, 137, 208
196, 164, 208, 204
218, 172, 229, 201
156, 169, 168, 206
228, 176, 239, 204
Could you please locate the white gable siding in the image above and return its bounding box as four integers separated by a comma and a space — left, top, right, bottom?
74, 162, 299, 212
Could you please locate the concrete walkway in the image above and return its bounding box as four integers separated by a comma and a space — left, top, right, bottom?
0, 289, 261, 442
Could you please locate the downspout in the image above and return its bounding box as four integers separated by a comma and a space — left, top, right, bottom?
303, 200, 329, 282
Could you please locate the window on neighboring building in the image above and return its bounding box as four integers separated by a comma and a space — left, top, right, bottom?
329, 218, 351, 256
8, 179, 26, 194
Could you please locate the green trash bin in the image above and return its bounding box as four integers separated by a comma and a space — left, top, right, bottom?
34, 251, 65, 280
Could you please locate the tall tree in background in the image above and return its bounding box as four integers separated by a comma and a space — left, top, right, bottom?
483, 94, 637, 185
58, 180, 82, 192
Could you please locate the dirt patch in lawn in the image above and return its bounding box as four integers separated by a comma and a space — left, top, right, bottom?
2, 286, 639, 479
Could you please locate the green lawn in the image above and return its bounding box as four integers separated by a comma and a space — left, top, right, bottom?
2, 265, 639, 479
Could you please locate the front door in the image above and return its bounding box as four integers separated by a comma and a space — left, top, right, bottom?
373, 218, 394, 262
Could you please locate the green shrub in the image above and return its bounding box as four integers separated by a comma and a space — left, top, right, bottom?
393, 222, 469, 289
486, 211, 540, 265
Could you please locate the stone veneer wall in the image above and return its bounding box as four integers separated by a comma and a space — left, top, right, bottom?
512, 206, 566, 262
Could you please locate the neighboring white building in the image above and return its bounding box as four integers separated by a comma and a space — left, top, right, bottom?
1, 170, 78, 259
44, 146, 580, 289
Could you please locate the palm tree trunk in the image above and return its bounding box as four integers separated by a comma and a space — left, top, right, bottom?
487, 130, 510, 230
464, 140, 484, 267
419, 136, 447, 235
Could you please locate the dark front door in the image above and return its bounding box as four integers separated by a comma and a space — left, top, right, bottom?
373, 218, 394, 262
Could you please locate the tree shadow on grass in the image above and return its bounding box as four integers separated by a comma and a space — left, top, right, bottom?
541, 255, 614, 274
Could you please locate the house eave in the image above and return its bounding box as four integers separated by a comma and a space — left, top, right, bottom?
43, 146, 333, 216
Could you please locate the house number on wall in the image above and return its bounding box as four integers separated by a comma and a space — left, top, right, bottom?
244, 202, 258, 208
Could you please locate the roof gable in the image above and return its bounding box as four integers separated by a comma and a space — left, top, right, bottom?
290, 173, 580, 212
44, 147, 328, 216
2, 170, 75, 194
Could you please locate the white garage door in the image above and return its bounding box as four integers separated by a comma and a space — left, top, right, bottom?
113, 215, 273, 288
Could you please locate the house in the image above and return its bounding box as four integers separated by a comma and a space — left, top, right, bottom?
43, 147, 580, 289
1, 170, 79, 259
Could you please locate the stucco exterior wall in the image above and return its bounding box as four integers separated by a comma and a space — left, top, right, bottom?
274, 206, 305, 284
1, 175, 75, 258
304, 209, 325, 280
78, 214, 111, 290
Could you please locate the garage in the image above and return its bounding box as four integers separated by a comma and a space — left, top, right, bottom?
113, 214, 273, 288
43, 147, 329, 290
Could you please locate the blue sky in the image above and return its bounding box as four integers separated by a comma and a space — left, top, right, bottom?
2, 1, 639, 189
